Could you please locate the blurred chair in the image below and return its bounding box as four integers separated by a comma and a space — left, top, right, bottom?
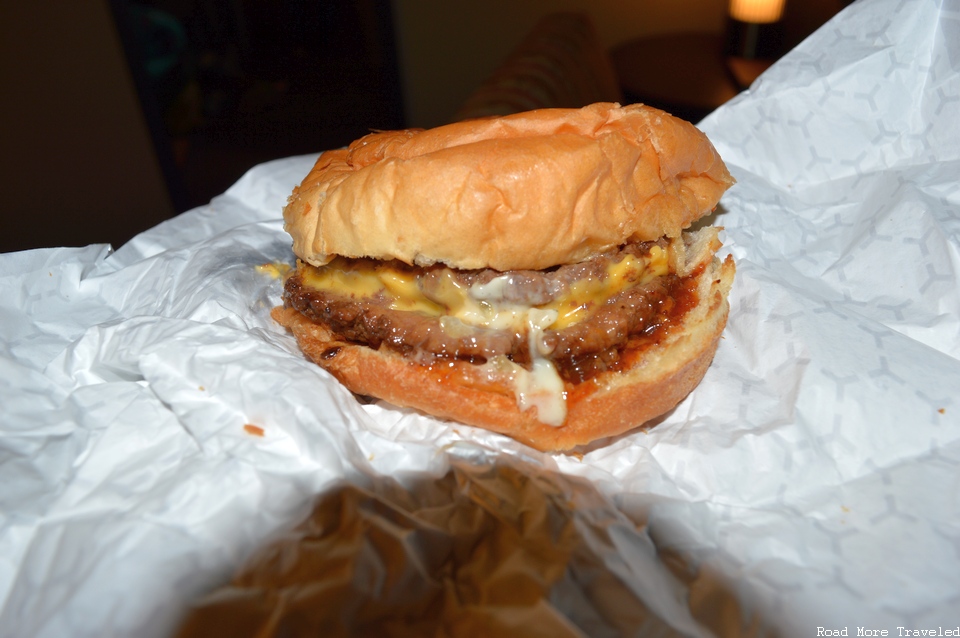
453, 12, 622, 122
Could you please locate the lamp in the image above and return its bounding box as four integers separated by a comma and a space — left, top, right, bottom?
729, 0, 786, 24
728, 0, 786, 59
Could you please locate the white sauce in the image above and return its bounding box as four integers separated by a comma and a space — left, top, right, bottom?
469, 274, 512, 301
521, 309, 566, 426
516, 357, 567, 426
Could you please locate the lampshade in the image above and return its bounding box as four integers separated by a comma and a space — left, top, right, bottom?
729, 0, 786, 24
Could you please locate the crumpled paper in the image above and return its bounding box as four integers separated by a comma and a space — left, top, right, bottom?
174, 457, 700, 638
1, 0, 959, 635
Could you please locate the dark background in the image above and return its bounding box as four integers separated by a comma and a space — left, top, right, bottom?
1, 1, 404, 254
114, 0, 405, 212
1, 1, 843, 254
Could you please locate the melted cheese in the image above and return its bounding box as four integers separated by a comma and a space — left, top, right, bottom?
299, 245, 671, 427
255, 262, 292, 279
300, 245, 668, 332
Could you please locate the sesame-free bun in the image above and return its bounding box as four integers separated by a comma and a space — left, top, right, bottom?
284, 102, 733, 271
271, 245, 734, 453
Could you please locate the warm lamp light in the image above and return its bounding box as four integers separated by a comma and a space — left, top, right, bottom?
729, 0, 786, 24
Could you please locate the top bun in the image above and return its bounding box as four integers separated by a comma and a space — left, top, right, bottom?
284, 103, 734, 271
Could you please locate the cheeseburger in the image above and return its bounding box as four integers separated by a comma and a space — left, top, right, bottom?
271, 102, 735, 451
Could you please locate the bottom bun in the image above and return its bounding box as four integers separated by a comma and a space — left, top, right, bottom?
272, 256, 734, 452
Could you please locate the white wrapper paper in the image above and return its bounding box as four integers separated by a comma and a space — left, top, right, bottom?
2, 0, 959, 635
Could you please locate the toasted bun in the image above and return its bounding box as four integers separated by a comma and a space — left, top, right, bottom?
271, 253, 734, 452
284, 102, 733, 271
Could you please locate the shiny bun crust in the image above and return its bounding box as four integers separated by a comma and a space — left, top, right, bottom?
284, 102, 734, 271
271, 254, 734, 452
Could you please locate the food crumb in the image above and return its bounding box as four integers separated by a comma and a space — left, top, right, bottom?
244, 424, 265, 437
939, 408, 946, 414
198, 386, 205, 391
841, 505, 850, 513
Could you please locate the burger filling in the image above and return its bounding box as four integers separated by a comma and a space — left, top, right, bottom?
282, 230, 710, 426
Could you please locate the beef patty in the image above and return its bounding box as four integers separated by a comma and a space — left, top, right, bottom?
282, 241, 696, 383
